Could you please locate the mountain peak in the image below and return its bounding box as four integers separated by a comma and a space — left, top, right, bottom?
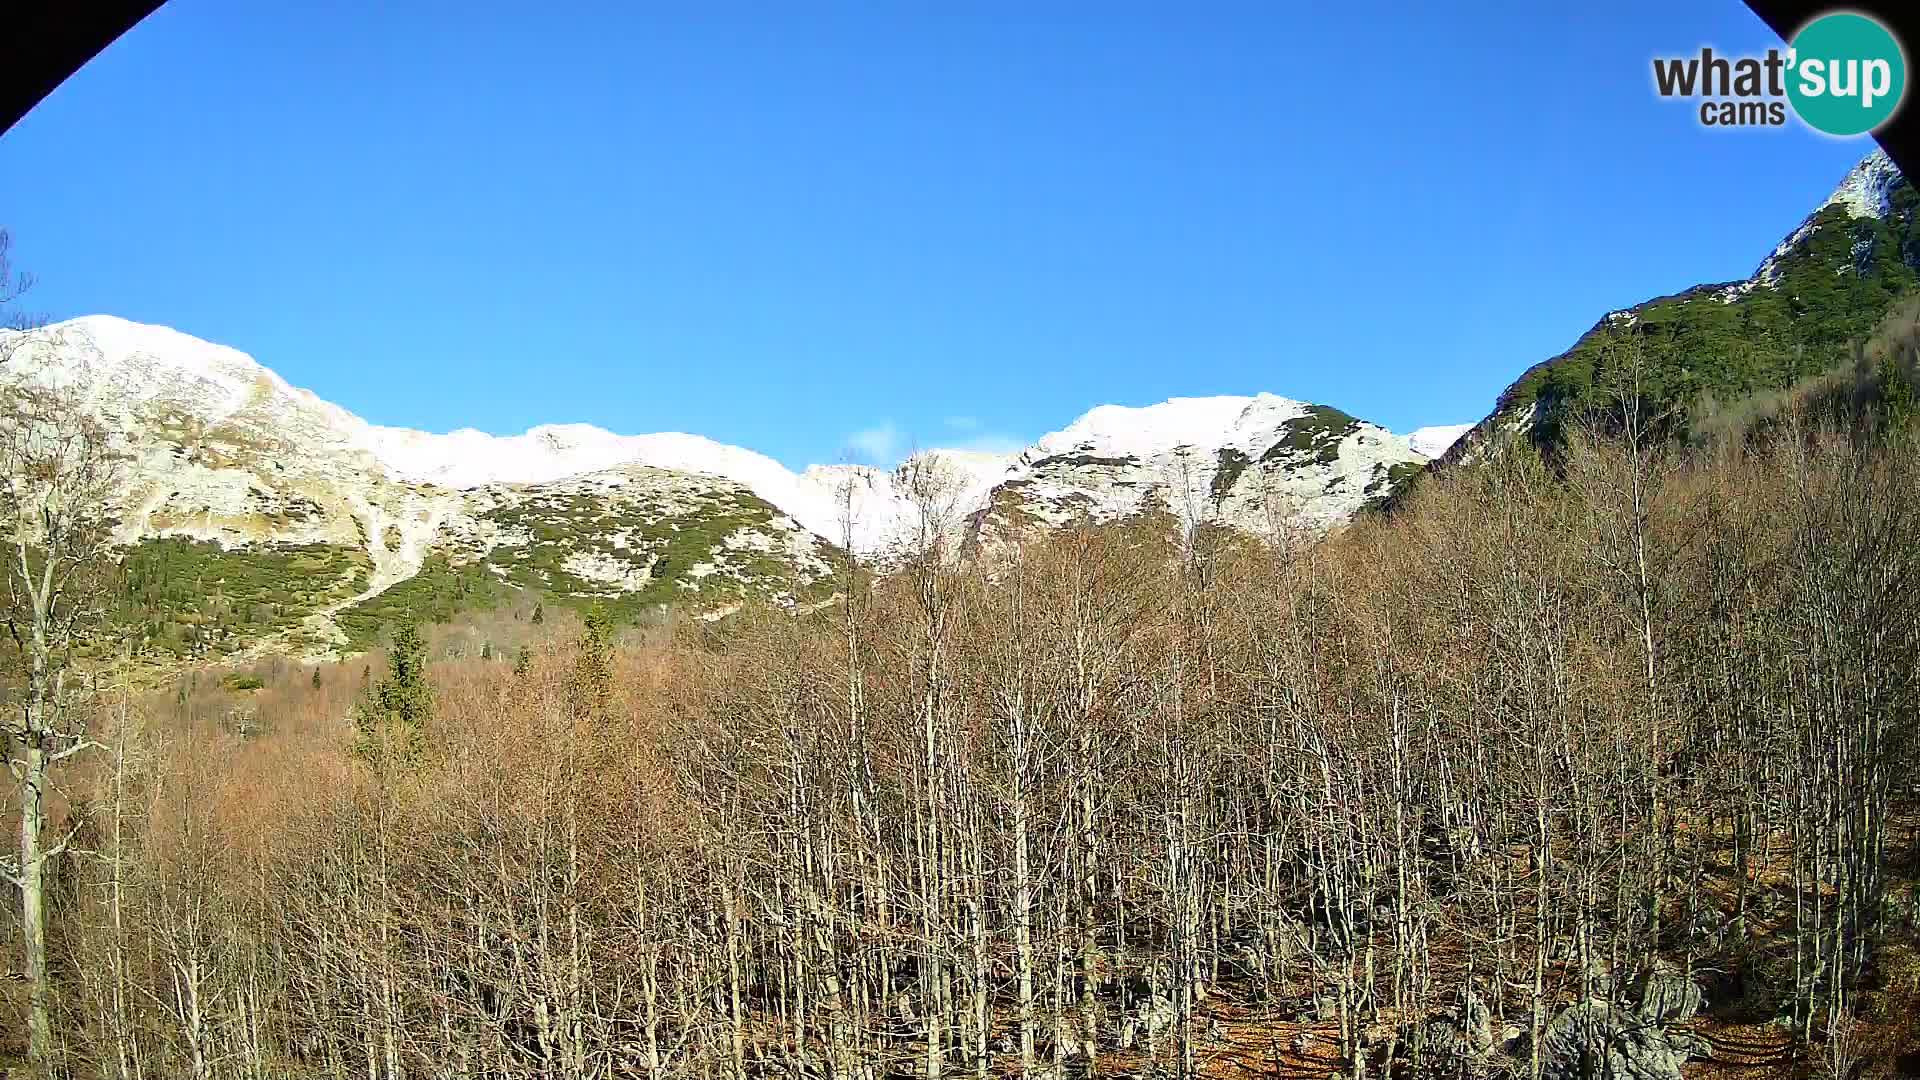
1752, 148, 1906, 285
1034, 393, 1323, 461
1825, 147, 1902, 221
8, 314, 274, 386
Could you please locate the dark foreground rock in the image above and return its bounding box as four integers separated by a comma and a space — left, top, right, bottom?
1539, 1001, 1709, 1080
1635, 967, 1706, 1025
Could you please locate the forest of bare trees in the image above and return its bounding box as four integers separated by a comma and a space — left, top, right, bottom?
0, 403, 1912, 1080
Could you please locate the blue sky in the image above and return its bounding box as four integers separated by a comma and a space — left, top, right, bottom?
0, 0, 1881, 468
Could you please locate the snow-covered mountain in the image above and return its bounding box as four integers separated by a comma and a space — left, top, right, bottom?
0, 314, 1462, 653
964, 395, 1438, 552
359, 395, 1458, 557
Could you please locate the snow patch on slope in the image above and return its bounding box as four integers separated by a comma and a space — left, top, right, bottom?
1406, 424, 1472, 458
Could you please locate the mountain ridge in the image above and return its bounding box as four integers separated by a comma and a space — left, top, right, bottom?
0, 315, 1459, 656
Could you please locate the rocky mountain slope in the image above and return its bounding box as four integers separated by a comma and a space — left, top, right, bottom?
1442, 148, 1917, 465
965, 395, 1437, 554
360, 394, 1460, 560
0, 315, 1462, 657
0, 317, 840, 656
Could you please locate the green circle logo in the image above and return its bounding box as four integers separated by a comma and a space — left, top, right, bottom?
1787, 12, 1906, 136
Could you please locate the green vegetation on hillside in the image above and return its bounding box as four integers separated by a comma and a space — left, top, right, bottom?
478, 486, 825, 619
116, 537, 371, 658
336, 555, 506, 650
1029, 452, 1140, 469
113, 486, 838, 659
1503, 184, 1920, 448
1210, 447, 1251, 499
1262, 404, 1360, 465
1364, 459, 1426, 509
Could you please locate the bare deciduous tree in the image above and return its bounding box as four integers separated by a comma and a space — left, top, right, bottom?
0, 348, 123, 1070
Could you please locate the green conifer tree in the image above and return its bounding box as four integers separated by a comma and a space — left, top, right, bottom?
571, 603, 617, 721
354, 623, 434, 766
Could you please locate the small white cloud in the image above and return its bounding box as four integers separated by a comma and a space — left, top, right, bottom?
846, 422, 903, 464
949, 432, 1028, 456
847, 420, 1025, 464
